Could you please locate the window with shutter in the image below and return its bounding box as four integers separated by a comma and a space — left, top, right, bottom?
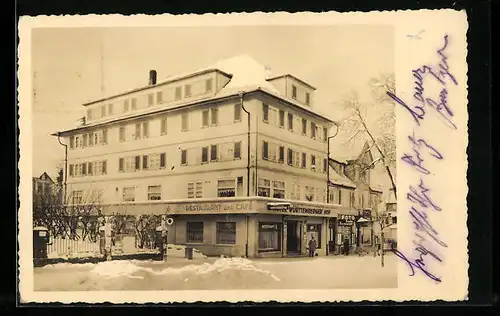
119, 158, 124, 172
160, 117, 167, 135
202, 110, 209, 127
181, 150, 187, 165
175, 87, 182, 100
135, 124, 141, 139
211, 108, 218, 125
142, 122, 149, 138
234, 104, 241, 122
234, 142, 241, 159
210, 145, 218, 161
135, 156, 141, 170
160, 153, 166, 168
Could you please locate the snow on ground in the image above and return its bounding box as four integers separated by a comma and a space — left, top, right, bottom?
34, 254, 397, 291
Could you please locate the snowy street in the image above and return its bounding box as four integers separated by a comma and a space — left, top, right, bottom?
34, 254, 398, 291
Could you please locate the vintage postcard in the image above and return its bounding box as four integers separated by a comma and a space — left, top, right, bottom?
18, 10, 469, 303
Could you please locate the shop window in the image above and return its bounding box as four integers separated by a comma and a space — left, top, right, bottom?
273, 180, 285, 199
258, 222, 282, 252
122, 187, 135, 202
217, 179, 236, 197
216, 222, 236, 244
148, 185, 161, 201
258, 178, 271, 197
307, 224, 322, 249
186, 222, 203, 243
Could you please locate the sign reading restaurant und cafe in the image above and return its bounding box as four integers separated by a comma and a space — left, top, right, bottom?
101, 199, 346, 217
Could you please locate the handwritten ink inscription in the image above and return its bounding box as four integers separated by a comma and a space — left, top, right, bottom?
389, 34, 457, 283
388, 34, 458, 129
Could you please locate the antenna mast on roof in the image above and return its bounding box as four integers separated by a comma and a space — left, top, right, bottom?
100, 34, 105, 98
264, 65, 272, 77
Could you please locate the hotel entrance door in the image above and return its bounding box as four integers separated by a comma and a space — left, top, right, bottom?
286, 220, 299, 253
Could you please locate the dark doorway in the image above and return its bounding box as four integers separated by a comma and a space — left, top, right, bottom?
286, 221, 299, 253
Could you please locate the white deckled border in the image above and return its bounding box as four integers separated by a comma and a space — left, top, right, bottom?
18, 9, 469, 303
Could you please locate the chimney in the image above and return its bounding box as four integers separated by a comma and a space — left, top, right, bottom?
149, 70, 157, 85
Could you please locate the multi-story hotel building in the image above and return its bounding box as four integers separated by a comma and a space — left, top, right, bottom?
53, 55, 359, 258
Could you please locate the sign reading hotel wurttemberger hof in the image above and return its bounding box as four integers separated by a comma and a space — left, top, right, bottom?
266, 203, 332, 216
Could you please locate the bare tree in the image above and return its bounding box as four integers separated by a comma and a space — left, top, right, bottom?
340, 72, 397, 199
339, 73, 396, 267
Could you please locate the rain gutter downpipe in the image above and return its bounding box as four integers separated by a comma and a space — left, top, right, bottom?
56, 132, 68, 202
326, 122, 339, 256
326, 122, 340, 204
239, 91, 250, 258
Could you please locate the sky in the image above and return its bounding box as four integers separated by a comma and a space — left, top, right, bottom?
31, 25, 394, 190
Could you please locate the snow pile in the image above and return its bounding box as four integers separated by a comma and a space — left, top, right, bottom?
87, 257, 280, 282
195, 257, 281, 281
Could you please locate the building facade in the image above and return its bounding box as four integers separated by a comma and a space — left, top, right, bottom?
54, 55, 359, 258
328, 141, 384, 250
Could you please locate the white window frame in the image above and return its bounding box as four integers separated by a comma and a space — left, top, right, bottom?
147, 185, 162, 201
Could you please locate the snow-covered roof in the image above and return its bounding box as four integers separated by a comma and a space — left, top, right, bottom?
370, 184, 384, 193
328, 167, 356, 188
55, 55, 335, 135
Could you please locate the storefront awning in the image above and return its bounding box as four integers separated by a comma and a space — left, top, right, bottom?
357, 217, 370, 223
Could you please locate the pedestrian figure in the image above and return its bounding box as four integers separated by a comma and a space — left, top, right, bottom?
308, 236, 317, 257
343, 237, 350, 256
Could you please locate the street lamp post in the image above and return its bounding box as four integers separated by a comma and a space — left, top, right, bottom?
326, 123, 340, 204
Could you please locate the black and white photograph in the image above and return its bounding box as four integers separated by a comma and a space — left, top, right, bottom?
18, 11, 469, 303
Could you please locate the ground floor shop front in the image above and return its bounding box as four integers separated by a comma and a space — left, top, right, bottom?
100, 197, 360, 258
